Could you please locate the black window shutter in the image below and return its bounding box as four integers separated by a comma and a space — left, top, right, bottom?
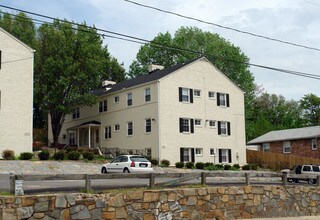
218, 149, 222, 163
190, 119, 194, 133
217, 92, 220, 106
227, 122, 231, 135
0, 50, 2, 69
226, 94, 230, 107
179, 118, 183, 133
218, 121, 221, 135
228, 149, 232, 163
179, 87, 182, 102
191, 148, 195, 162
180, 148, 184, 162
190, 89, 193, 103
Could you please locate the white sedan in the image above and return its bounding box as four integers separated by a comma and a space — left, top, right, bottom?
101, 155, 153, 173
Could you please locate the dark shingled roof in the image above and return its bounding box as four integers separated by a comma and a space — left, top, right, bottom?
92, 57, 202, 96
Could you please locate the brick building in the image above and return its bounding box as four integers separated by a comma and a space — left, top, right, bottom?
248, 126, 320, 159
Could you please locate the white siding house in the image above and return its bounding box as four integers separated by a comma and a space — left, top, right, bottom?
49, 57, 246, 165
0, 28, 35, 157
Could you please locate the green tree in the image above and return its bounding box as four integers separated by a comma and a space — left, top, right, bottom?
300, 93, 320, 126
248, 92, 303, 140
35, 20, 124, 147
129, 26, 256, 139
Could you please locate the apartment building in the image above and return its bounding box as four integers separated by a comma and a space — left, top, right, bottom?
0, 28, 34, 156
49, 57, 246, 165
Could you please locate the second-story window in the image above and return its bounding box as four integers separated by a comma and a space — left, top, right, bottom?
218, 121, 230, 136
145, 118, 151, 133
127, 122, 133, 136
217, 93, 230, 107
114, 96, 119, 103
179, 87, 193, 103
127, 93, 132, 106
179, 118, 194, 133
114, 124, 120, 132
145, 88, 151, 102
99, 100, 107, 113
72, 107, 80, 119
194, 89, 201, 97
208, 91, 215, 99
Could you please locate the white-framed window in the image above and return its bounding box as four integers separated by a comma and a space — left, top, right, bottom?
194, 89, 201, 97
145, 88, 151, 102
127, 93, 132, 106
99, 100, 107, 113
127, 122, 133, 136
210, 148, 215, 156
208, 91, 215, 99
262, 143, 270, 152
195, 148, 203, 156
283, 141, 291, 153
104, 126, 111, 139
69, 132, 76, 145
114, 124, 120, 132
145, 118, 151, 133
179, 118, 194, 133
72, 107, 80, 119
217, 93, 230, 107
194, 119, 202, 127
312, 139, 317, 150
209, 120, 216, 128
114, 96, 119, 103
218, 121, 230, 135
219, 149, 232, 163
182, 88, 190, 102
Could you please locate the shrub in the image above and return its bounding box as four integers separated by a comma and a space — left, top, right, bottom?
195, 162, 205, 169
251, 163, 258, 170
204, 165, 219, 171
232, 164, 240, 169
67, 151, 81, 160
150, 159, 159, 166
216, 164, 224, 170
185, 162, 194, 169
53, 151, 65, 160
82, 151, 94, 160
224, 164, 231, 170
175, 162, 185, 168
19, 152, 33, 160
204, 162, 213, 168
2, 149, 15, 160
160, 159, 170, 167
242, 164, 251, 170
38, 150, 50, 160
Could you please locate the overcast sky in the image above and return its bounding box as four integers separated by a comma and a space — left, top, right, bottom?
1, 0, 320, 100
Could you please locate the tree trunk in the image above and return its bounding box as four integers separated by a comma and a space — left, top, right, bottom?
50, 110, 65, 148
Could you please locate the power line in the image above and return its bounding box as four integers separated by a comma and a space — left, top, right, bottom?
303, 0, 320, 7
123, 0, 320, 52
1, 6, 320, 81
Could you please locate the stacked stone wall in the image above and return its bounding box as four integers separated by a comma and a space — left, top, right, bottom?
0, 185, 319, 220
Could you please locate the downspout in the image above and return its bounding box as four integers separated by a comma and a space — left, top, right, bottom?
157, 80, 161, 162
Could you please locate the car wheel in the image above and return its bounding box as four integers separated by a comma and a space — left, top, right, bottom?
123, 168, 130, 173
308, 179, 316, 184
101, 167, 107, 174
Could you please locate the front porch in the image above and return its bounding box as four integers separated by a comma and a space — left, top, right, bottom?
67, 120, 101, 149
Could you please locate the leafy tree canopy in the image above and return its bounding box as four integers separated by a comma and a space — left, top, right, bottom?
300, 93, 320, 126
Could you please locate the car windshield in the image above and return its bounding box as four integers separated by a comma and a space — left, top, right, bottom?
130, 156, 149, 162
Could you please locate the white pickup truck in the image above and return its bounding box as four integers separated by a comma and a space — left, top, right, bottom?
281, 164, 320, 184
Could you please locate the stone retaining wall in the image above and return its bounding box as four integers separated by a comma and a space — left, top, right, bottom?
0, 185, 319, 220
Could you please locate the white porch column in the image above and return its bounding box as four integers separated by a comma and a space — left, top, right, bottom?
88, 126, 91, 149
77, 128, 80, 148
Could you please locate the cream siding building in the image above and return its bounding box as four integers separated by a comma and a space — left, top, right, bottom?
49, 57, 246, 165
0, 28, 34, 156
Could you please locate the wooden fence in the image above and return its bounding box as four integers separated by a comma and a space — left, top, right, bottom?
9, 172, 320, 195
246, 149, 320, 170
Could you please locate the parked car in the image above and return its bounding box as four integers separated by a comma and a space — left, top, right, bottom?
281, 165, 320, 184
101, 155, 153, 173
